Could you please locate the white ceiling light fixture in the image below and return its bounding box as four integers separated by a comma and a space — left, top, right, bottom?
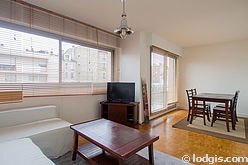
114, 0, 134, 39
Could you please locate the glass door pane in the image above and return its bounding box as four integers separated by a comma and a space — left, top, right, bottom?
151, 52, 165, 113
167, 56, 176, 104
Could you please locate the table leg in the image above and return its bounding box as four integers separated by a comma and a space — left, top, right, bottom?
203, 108, 206, 125
225, 101, 230, 132
119, 159, 125, 165
190, 98, 195, 124
148, 144, 154, 165
203, 101, 206, 125
72, 132, 78, 161
205, 101, 210, 122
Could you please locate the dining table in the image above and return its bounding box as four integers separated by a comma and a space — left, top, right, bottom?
190, 93, 235, 132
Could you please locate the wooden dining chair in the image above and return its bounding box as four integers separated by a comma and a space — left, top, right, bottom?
186, 89, 210, 123
211, 91, 240, 130
215, 90, 240, 122
192, 88, 211, 117
186, 89, 194, 121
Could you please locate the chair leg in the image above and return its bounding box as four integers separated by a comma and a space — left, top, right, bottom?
214, 113, 218, 122
234, 112, 237, 125
203, 110, 206, 125
231, 111, 235, 130
206, 109, 210, 122
232, 119, 235, 130
211, 111, 215, 127
187, 109, 191, 121
209, 105, 211, 117
190, 108, 195, 124
235, 110, 238, 122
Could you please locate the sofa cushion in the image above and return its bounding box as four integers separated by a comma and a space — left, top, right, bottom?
0, 138, 55, 165
0, 118, 73, 158
0, 106, 57, 128
0, 118, 69, 142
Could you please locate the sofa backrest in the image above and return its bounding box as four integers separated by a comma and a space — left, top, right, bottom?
0, 106, 58, 128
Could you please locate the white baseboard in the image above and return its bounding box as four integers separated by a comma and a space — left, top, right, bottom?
149, 108, 177, 120
238, 113, 248, 118
138, 108, 178, 124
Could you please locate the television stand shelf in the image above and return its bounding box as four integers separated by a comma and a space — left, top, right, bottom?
100, 101, 139, 127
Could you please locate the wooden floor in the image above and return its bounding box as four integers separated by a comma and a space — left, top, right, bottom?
79, 110, 248, 164
137, 110, 248, 164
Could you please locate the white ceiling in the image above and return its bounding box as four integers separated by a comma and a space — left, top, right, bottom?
23, 0, 248, 47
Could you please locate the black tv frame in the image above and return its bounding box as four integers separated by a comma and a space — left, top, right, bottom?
107, 82, 135, 103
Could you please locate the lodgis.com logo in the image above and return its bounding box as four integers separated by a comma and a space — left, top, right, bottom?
182, 154, 248, 164
182, 155, 191, 163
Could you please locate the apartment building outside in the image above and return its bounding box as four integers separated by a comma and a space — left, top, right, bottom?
0, 27, 112, 84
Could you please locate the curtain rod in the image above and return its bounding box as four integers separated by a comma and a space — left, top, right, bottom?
14, 0, 120, 38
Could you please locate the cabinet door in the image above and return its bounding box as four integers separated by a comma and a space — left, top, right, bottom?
108, 105, 127, 124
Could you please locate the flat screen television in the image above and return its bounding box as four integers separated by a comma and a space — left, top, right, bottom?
107, 82, 135, 103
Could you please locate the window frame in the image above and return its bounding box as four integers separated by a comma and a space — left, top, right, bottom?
0, 20, 115, 96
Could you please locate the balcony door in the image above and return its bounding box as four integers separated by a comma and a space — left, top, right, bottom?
151, 46, 177, 115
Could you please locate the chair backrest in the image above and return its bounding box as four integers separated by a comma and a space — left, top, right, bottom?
233, 90, 240, 112
186, 89, 194, 110
192, 88, 197, 95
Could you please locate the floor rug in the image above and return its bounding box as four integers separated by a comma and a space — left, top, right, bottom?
173, 117, 248, 144
52, 147, 192, 165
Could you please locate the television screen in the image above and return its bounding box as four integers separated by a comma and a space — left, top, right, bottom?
107, 82, 135, 103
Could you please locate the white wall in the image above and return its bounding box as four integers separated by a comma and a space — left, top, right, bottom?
120, 32, 141, 102
179, 39, 248, 117
0, 95, 106, 124
119, 32, 143, 123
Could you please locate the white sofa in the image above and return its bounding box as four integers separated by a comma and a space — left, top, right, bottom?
0, 105, 73, 159
0, 138, 55, 165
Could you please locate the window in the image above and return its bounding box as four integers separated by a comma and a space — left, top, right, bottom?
151, 52, 166, 112
0, 27, 59, 83
62, 42, 112, 83
0, 56, 16, 71
38, 60, 48, 68
0, 26, 113, 96
167, 56, 177, 104
5, 73, 16, 82
151, 46, 177, 114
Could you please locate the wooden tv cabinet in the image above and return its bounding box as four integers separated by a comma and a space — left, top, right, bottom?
100, 101, 139, 127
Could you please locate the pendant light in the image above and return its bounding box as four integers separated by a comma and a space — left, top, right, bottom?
114, 0, 134, 39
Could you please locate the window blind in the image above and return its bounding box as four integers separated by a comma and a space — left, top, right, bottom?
0, 83, 106, 97
0, 0, 120, 97
0, 0, 120, 48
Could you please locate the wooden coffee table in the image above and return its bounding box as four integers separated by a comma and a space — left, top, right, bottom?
70, 119, 159, 165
